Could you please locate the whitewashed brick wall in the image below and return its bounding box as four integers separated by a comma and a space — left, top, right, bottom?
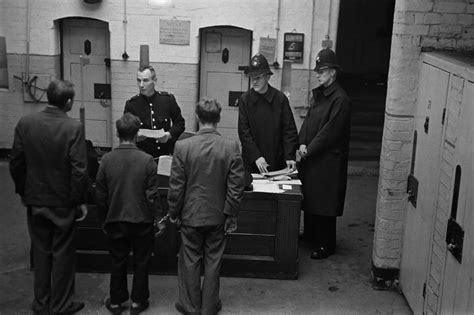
374, 0, 474, 312
0, 0, 334, 149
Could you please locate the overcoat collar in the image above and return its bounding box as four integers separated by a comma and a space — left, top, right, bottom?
43, 106, 68, 117
313, 81, 340, 98
197, 127, 220, 136
249, 84, 276, 104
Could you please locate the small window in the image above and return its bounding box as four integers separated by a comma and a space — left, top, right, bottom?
0, 37, 8, 89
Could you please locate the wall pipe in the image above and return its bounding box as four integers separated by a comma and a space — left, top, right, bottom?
275, 0, 282, 65
26, 0, 31, 80
306, 0, 317, 106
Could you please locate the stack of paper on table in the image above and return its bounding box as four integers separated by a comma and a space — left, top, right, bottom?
157, 155, 172, 176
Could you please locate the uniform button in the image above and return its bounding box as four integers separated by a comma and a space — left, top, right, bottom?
149, 103, 153, 106
152, 126, 156, 129
151, 110, 154, 114
152, 118, 155, 122
156, 139, 159, 143
157, 146, 160, 150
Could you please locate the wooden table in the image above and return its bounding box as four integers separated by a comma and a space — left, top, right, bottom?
76, 181, 302, 279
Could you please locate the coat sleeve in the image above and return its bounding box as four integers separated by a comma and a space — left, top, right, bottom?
305, 96, 351, 158
69, 123, 88, 205
124, 100, 133, 114
94, 160, 108, 222
238, 95, 261, 164
280, 95, 298, 161
167, 142, 186, 218
145, 157, 162, 219
168, 94, 185, 141
9, 120, 26, 196
223, 141, 246, 217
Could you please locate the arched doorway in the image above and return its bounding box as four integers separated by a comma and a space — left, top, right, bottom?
61, 18, 112, 148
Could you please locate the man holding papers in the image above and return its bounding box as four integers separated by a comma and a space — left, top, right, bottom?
124, 65, 185, 158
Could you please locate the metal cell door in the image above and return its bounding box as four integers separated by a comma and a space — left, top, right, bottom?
199, 26, 251, 141
62, 18, 112, 147
440, 80, 474, 315
399, 62, 449, 314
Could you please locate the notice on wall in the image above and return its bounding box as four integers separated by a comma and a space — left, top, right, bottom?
259, 37, 276, 62
159, 19, 190, 45
283, 33, 304, 63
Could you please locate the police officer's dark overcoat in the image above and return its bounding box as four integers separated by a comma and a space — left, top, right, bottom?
124, 91, 185, 158
298, 81, 351, 216
238, 85, 298, 174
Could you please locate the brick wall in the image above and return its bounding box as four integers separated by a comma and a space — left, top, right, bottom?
374, 0, 473, 310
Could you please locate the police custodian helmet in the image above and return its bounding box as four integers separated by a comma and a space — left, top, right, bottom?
249, 53, 273, 77
314, 48, 340, 72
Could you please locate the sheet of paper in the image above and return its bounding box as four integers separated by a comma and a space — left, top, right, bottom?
138, 128, 166, 139
273, 179, 302, 185
252, 182, 284, 194
251, 173, 265, 179
157, 155, 172, 176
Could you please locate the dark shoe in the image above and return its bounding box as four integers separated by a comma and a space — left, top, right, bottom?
57, 301, 85, 315
175, 302, 201, 315
105, 298, 124, 315
130, 300, 149, 315
310, 247, 335, 260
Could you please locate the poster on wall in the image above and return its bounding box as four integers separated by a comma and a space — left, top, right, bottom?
259, 37, 276, 62
160, 19, 191, 45
283, 33, 304, 63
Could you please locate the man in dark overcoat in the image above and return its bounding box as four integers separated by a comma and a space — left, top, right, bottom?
168, 98, 245, 315
124, 65, 185, 158
298, 48, 351, 260
9, 79, 88, 314
238, 53, 298, 174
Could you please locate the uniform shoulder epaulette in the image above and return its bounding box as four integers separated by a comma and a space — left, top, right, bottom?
128, 94, 140, 101
158, 91, 172, 96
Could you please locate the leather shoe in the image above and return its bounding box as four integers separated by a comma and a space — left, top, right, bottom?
57, 301, 85, 315
310, 247, 335, 260
105, 298, 124, 314
130, 300, 149, 315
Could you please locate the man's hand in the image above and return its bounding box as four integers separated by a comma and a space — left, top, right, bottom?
286, 160, 297, 172
157, 131, 171, 143
298, 144, 307, 159
224, 216, 237, 235
255, 157, 269, 174
169, 215, 181, 226
154, 218, 167, 237
75, 204, 88, 221
136, 134, 147, 142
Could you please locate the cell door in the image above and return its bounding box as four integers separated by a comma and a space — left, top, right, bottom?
440, 80, 474, 315
199, 27, 251, 141
62, 19, 112, 147
399, 62, 449, 314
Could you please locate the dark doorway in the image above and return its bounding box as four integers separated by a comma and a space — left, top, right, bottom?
336, 0, 395, 161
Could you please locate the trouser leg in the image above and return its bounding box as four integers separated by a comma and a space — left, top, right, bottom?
303, 212, 317, 243
108, 236, 131, 304
130, 231, 154, 304
201, 225, 225, 315
27, 207, 53, 313
178, 225, 204, 314
314, 215, 337, 251
50, 214, 76, 314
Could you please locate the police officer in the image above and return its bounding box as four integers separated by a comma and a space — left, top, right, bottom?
238, 53, 298, 174
124, 65, 185, 158
298, 48, 351, 259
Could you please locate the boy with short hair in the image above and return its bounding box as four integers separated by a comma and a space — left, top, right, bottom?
95, 113, 163, 314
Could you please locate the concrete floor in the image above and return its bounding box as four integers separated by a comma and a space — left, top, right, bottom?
0, 161, 412, 314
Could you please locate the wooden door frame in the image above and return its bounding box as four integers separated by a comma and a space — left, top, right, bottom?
198, 25, 252, 101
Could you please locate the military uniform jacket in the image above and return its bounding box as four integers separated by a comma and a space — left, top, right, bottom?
238, 85, 298, 173
124, 91, 185, 157
167, 128, 245, 227
298, 81, 351, 216
9, 106, 88, 207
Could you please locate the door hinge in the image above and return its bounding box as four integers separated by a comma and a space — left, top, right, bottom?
422, 282, 426, 298
442, 108, 446, 125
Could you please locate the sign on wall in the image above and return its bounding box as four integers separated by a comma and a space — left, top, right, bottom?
159, 19, 191, 45
259, 37, 276, 63
283, 33, 304, 63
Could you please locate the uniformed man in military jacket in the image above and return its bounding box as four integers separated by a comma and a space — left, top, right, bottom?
124, 65, 185, 158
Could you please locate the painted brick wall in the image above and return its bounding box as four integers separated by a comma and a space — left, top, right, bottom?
0, 0, 334, 149
374, 0, 474, 311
